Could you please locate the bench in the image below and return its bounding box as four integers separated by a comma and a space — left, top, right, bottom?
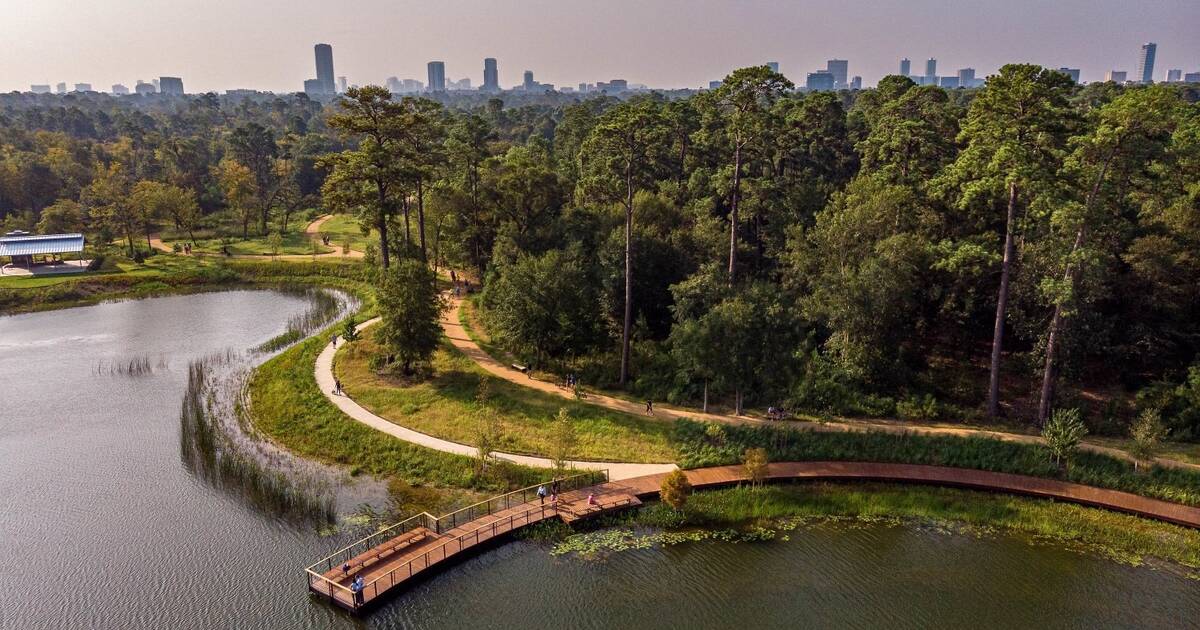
511, 363, 530, 377
328, 528, 432, 580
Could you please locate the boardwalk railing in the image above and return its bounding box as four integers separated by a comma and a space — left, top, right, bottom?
305, 469, 608, 601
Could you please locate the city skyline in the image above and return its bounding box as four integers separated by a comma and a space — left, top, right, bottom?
4, 0, 1197, 93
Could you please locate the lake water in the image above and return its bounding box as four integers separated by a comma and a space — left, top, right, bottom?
1, 291, 1197, 629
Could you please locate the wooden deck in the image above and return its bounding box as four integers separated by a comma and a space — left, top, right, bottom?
307, 462, 1200, 614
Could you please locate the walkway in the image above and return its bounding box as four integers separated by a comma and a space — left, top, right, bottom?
442, 299, 1200, 473
307, 461, 1200, 614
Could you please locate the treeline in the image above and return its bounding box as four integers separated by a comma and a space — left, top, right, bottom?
3, 69, 1199, 440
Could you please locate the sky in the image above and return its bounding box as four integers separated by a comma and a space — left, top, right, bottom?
2, 0, 1198, 93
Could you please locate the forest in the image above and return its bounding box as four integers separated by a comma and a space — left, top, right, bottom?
2, 66, 1199, 441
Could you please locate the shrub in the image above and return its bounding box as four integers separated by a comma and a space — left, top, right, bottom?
897, 394, 940, 422
1042, 408, 1088, 469
660, 469, 693, 511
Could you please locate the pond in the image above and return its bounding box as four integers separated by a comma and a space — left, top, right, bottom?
1, 290, 1197, 629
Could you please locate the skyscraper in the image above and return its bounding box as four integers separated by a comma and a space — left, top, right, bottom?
925, 58, 937, 83
826, 59, 848, 88
899, 58, 911, 77
1105, 70, 1127, 83
159, 77, 184, 95
523, 70, 535, 90
314, 43, 335, 94
483, 58, 499, 92
957, 68, 975, 87
1058, 68, 1081, 84
849, 76, 862, 90
805, 71, 835, 91
427, 62, 446, 92
1136, 42, 1157, 84
1166, 69, 1182, 83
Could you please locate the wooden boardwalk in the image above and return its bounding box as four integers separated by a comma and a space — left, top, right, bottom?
307, 462, 1200, 614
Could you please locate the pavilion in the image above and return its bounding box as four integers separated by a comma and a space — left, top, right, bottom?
0, 230, 88, 276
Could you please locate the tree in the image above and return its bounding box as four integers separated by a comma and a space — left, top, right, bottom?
1041, 408, 1087, 469
446, 113, 496, 275
941, 64, 1074, 418
35, 199, 84, 234
1128, 409, 1166, 471
549, 407, 576, 476
394, 97, 446, 261
216, 158, 256, 239
579, 99, 670, 386
82, 163, 136, 257
228, 122, 280, 235
711, 66, 793, 282
473, 380, 503, 473
659, 469, 693, 512
742, 447, 769, 488
341, 316, 360, 342
267, 232, 283, 259
374, 259, 446, 374
1036, 86, 1183, 422
323, 86, 411, 269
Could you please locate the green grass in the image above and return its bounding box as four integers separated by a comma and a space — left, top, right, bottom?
590, 483, 1200, 570
333, 335, 677, 463
315, 213, 377, 253
161, 215, 332, 256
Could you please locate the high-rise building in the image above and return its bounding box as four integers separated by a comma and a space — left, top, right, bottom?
135, 80, 156, 95
806, 71, 835, 91
924, 58, 937, 83
1185, 72, 1200, 83
1136, 42, 1157, 84
303, 79, 323, 97
766, 61, 779, 73
427, 62, 446, 92
159, 77, 184, 95
111, 84, 129, 95
30, 84, 51, 94
939, 76, 959, 89
1058, 67, 1081, 84
1166, 69, 1182, 83
314, 44, 335, 94
523, 70, 535, 90
1105, 70, 1127, 83
73, 83, 92, 92
483, 58, 499, 92
337, 76, 347, 94
899, 58, 911, 77
55, 82, 67, 94
957, 68, 975, 87
826, 59, 848, 88
849, 76, 862, 90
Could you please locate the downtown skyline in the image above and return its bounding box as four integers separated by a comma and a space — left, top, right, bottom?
4, 0, 1198, 93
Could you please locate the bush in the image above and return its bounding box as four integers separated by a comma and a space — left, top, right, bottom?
897, 394, 940, 422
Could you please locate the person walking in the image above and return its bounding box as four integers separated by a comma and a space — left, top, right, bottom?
537, 484, 547, 505
334, 378, 343, 396
331, 334, 337, 348
645, 399, 654, 415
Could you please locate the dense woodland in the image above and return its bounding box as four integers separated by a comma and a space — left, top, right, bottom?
3, 67, 1199, 440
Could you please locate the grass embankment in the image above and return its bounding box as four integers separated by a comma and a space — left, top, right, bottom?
315, 213, 378, 253
558, 483, 1200, 571
161, 215, 332, 256
333, 335, 677, 463
250, 328, 550, 502
675, 419, 1200, 506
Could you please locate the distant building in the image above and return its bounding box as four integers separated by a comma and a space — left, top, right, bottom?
939, 76, 959, 89
1165, 69, 1182, 83
1136, 42, 1156, 84
30, 84, 51, 94
708, 80, 723, 90
403, 79, 423, 92
826, 59, 848, 88
153, 78, 160, 90
766, 61, 779, 73
523, 70, 535, 90
337, 76, 347, 94
55, 82, 67, 94
1105, 70, 1127, 83
578, 83, 590, 93
303, 79, 324, 96
899, 58, 911, 77
924, 58, 937, 84
849, 76, 862, 90
449, 77, 472, 90
1058, 67, 1081, 84
957, 68, 975, 87
483, 58, 500, 92
596, 79, 627, 92
1185, 72, 1200, 83
806, 71, 835, 91
314, 43, 336, 94
73, 83, 92, 93
135, 80, 156, 95
111, 84, 129, 95
159, 77, 184, 95
427, 61, 446, 92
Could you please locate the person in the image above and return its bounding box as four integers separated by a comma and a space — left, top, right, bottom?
341, 562, 351, 575
550, 493, 558, 509
331, 334, 337, 348
587, 493, 597, 507
645, 399, 654, 415
537, 484, 547, 505
334, 378, 343, 396
350, 574, 364, 607
450, 269, 457, 284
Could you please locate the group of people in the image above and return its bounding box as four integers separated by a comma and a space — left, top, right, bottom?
563, 373, 579, 388
180, 242, 193, 255
766, 406, 790, 421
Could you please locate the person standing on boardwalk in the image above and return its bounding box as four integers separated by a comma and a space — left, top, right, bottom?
350, 575, 364, 607
537, 484, 547, 505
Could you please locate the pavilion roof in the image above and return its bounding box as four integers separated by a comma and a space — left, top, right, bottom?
0, 233, 85, 256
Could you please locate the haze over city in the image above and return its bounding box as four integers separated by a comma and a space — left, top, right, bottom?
4, 0, 1198, 93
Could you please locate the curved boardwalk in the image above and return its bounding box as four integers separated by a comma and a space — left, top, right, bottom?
308, 461, 1200, 614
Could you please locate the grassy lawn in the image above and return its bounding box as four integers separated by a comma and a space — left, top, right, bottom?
594, 483, 1200, 570
0, 254, 207, 290
333, 335, 678, 464
315, 213, 377, 253
162, 214, 331, 256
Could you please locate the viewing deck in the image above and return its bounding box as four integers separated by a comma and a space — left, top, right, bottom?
307, 462, 1200, 615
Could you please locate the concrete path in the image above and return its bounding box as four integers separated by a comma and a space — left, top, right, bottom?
314, 317, 676, 481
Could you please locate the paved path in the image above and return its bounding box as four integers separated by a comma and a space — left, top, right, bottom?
441, 298, 1200, 473
150, 214, 365, 260
314, 318, 676, 481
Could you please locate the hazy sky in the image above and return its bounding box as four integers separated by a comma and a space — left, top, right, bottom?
3, 0, 1197, 93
